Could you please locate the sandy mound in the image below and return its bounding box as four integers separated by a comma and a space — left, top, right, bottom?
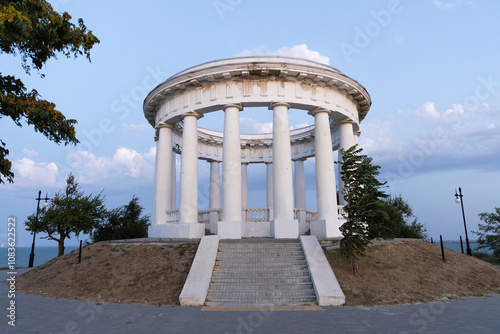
325, 240, 500, 306
17, 241, 198, 305
15, 239, 500, 306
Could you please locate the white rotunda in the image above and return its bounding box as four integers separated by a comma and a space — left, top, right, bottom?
143, 56, 371, 239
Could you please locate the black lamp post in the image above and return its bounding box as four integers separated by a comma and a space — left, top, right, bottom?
454, 187, 472, 256
28, 190, 50, 268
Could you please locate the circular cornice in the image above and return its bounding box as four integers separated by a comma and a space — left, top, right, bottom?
143, 56, 371, 126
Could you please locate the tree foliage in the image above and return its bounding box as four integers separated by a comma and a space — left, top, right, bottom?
91, 196, 150, 243
25, 174, 106, 256
373, 196, 427, 240
474, 207, 500, 257
0, 0, 99, 183
337, 145, 389, 274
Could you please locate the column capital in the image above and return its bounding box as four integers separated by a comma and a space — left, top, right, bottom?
308, 107, 331, 117
293, 157, 307, 162
339, 118, 355, 125
182, 111, 204, 120
269, 101, 291, 110
222, 103, 243, 112
241, 162, 249, 166
155, 122, 174, 130
354, 130, 362, 136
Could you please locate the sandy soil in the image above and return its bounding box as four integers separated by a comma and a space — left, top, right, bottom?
325, 239, 500, 306
16, 241, 198, 305
15, 239, 500, 307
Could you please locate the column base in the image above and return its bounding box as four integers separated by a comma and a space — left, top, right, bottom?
310, 219, 342, 238
243, 221, 271, 238
209, 211, 219, 234
148, 223, 205, 239
218, 221, 242, 239
296, 210, 309, 234
271, 219, 299, 238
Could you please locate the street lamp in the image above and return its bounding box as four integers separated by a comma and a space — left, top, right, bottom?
454, 187, 472, 256
28, 190, 50, 268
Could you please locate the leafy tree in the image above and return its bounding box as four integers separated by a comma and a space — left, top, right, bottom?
26, 174, 106, 256
91, 196, 150, 243
375, 196, 427, 240
474, 208, 500, 257
0, 0, 99, 183
337, 145, 389, 275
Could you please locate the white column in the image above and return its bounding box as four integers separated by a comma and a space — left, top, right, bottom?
171, 152, 176, 209
241, 163, 249, 209
209, 160, 221, 234
309, 108, 340, 237
266, 162, 274, 221
339, 120, 356, 151
151, 123, 173, 230
354, 130, 361, 146
338, 120, 356, 206
294, 159, 307, 210
294, 158, 308, 235
209, 161, 221, 209
269, 102, 298, 238
220, 104, 243, 239
178, 111, 204, 238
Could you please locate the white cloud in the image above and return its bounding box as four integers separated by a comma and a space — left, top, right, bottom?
360, 120, 403, 162
235, 45, 267, 57
112, 147, 152, 178
22, 148, 39, 158
235, 44, 330, 65
123, 123, 151, 131
414, 102, 468, 130
240, 117, 273, 134
433, 0, 458, 10
421, 102, 441, 119
433, 0, 475, 10
361, 100, 500, 182
67, 147, 156, 183
290, 123, 311, 130
272, 45, 330, 65
12, 158, 60, 187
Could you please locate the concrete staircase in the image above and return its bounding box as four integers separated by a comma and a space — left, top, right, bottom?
205, 239, 317, 306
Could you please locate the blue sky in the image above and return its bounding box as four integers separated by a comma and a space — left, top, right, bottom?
1, 0, 500, 247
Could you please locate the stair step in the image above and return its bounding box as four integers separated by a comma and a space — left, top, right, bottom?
213, 265, 308, 272
206, 240, 318, 306
215, 259, 307, 267
205, 296, 317, 305
205, 301, 317, 307
217, 254, 305, 260
219, 242, 301, 249
217, 250, 305, 256
207, 289, 315, 297
211, 276, 311, 284
209, 283, 314, 291
212, 269, 309, 277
